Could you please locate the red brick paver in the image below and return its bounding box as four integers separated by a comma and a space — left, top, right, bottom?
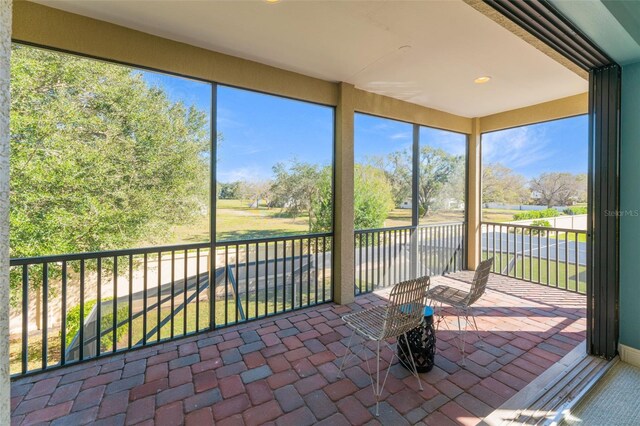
10, 273, 585, 425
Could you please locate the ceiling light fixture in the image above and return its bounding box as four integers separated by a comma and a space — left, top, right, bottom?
265, 0, 281, 3
474, 76, 491, 84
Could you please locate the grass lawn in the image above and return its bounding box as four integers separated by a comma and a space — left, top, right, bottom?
384, 208, 411, 227
170, 200, 467, 243
170, 199, 310, 243
170, 204, 585, 243
419, 209, 466, 225
555, 231, 588, 243
370, 208, 466, 228
9, 334, 61, 376
481, 208, 525, 223
484, 252, 586, 293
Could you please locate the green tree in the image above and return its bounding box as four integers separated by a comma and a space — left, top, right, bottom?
378, 150, 411, 208
417, 146, 462, 217
270, 160, 322, 219
10, 45, 211, 300
310, 164, 394, 232
529, 172, 586, 207
354, 164, 396, 229
219, 181, 241, 199
309, 166, 334, 232
237, 180, 272, 208
482, 163, 529, 204
383, 146, 463, 218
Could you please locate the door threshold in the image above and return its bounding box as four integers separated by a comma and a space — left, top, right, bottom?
480, 341, 616, 426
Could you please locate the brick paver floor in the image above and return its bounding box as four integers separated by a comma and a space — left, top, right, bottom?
11, 273, 586, 425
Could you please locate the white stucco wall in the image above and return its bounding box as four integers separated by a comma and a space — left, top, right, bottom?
0, 0, 12, 422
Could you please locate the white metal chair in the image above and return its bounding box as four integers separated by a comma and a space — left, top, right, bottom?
426, 257, 494, 363
339, 277, 430, 416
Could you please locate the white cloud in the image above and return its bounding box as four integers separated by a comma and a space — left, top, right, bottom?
218, 166, 271, 183
423, 129, 467, 156
482, 126, 556, 172
216, 107, 243, 129
389, 131, 411, 141
225, 142, 271, 155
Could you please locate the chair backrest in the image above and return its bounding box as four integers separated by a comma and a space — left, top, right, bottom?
383, 276, 430, 339
464, 257, 494, 306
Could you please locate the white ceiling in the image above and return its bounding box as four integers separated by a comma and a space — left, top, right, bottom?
35, 0, 588, 118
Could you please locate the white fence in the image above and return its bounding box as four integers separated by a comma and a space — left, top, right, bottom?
509, 214, 587, 230
483, 203, 569, 212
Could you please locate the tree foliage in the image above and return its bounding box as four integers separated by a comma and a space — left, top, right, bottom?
270, 160, 322, 218
381, 150, 412, 207
309, 166, 334, 232
416, 146, 463, 217
315, 163, 393, 231
382, 146, 463, 217
435, 153, 466, 211
529, 172, 587, 207
237, 180, 272, 208
269, 161, 393, 232
10, 45, 210, 259
353, 164, 395, 229
482, 163, 529, 204
219, 182, 241, 200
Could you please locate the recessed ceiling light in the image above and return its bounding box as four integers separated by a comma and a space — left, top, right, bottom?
265, 0, 281, 3
474, 76, 491, 84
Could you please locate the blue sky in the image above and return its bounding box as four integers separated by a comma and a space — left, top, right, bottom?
142, 69, 588, 182
420, 126, 467, 156
142, 70, 212, 117
216, 86, 334, 182
355, 113, 412, 162
482, 115, 588, 178
354, 113, 467, 163
142, 69, 334, 183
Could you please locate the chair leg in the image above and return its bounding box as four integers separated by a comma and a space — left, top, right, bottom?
401, 332, 423, 391
446, 307, 468, 366
375, 340, 381, 417
458, 306, 485, 365
460, 307, 468, 365
435, 301, 447, 331
469, 307, 483, 348
338, 329, 356, 378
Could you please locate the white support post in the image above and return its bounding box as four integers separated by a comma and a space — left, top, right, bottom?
0, 0, 12, 422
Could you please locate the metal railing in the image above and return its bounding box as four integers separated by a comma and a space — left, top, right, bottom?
9, 233, 332, 378
481, 222, 586, 294
354, 222, 466, 294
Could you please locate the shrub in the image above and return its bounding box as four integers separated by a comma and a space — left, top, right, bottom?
530, 219, 551, 235
512, 208, 560, 221
312, 164, 394, 232
531, 219, 551, 227
564, 206, 587, 215
538, 208, 561, 218
100, 305, 130, 351
63, 297, 129, 351
64, 300, 97, 347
